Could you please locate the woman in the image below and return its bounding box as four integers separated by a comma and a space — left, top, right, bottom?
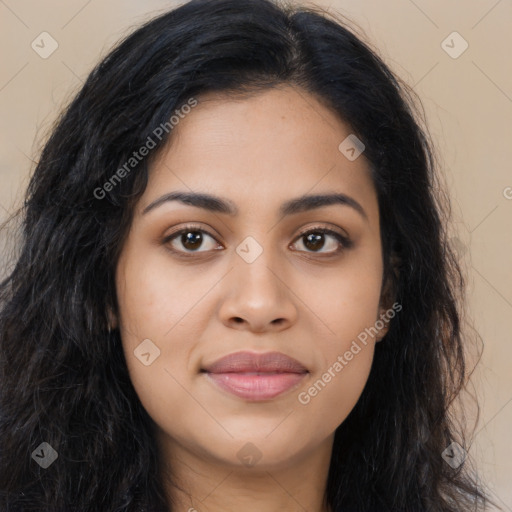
0, 0, 492, 510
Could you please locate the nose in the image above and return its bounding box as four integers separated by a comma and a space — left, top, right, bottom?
217, 253, 298, 333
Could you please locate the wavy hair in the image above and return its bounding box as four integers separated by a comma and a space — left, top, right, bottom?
0, 0, 491, 510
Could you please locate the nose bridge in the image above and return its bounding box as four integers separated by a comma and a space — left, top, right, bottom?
218, 236, 297, 331
233, 238, 284, 302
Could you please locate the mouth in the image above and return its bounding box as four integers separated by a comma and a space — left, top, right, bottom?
201, 351, 308, 401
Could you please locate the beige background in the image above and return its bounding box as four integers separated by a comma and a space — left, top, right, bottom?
1, 0, 511, 509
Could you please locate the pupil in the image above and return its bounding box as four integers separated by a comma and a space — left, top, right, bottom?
182, 231, 202, 250
305, 233, 324, 251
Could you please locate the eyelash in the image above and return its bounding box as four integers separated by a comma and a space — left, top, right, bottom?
162, 223, 353, 259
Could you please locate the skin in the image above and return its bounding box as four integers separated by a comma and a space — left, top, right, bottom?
114, 85, 390, 512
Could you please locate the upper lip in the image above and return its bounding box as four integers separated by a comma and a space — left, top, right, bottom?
201, 351, 308, 374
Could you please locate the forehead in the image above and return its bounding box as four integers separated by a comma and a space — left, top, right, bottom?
141, 85, 377, 220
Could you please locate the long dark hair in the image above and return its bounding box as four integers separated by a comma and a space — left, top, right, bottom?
0, 0, 491, 510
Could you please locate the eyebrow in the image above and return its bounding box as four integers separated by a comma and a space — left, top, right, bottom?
142, 191, 368, 220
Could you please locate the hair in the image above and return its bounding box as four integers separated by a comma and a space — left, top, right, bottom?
0, 0, 492, 510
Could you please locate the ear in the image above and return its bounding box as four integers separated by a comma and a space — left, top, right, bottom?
107, 306, 118, 331
375, 313, 389, 342
375, 251, 400, 342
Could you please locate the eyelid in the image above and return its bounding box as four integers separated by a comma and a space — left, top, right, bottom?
290, 226, 353, 254
162, 223, 221, 253
162, 222, 353, 256
295, 223, 351, 243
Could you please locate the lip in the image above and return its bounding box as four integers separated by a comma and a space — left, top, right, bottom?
201, 351, 308, 401
202, 351, 308, 374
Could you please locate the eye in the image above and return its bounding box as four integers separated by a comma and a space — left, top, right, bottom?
291, 227, 352, 255
163, 224, 221, 256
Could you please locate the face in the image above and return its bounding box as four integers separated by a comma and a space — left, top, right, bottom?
115, 85, 389, 472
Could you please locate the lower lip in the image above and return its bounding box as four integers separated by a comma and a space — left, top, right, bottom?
204, 372, 307, 401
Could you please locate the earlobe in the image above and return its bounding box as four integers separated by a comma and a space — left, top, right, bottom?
375, 321, 389, 342
376, 251, 400, 343
376, 289, 393, 343
107, 306, 118, 331
375, 307, 390, 342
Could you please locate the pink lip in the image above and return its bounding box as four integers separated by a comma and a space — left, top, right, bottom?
202, 351, 308, 401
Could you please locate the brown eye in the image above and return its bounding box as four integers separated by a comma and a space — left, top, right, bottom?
180, 231, 204, 251
163, 226, 221, 255
303, 232, 326, 251
291, 228, 352, 255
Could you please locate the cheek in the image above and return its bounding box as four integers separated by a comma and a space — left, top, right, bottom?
310, 257, 383, 342
114, 246, 214, 414
115, 246, 214, 341
296, 335, 375, 437
295, 259, 381, 425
